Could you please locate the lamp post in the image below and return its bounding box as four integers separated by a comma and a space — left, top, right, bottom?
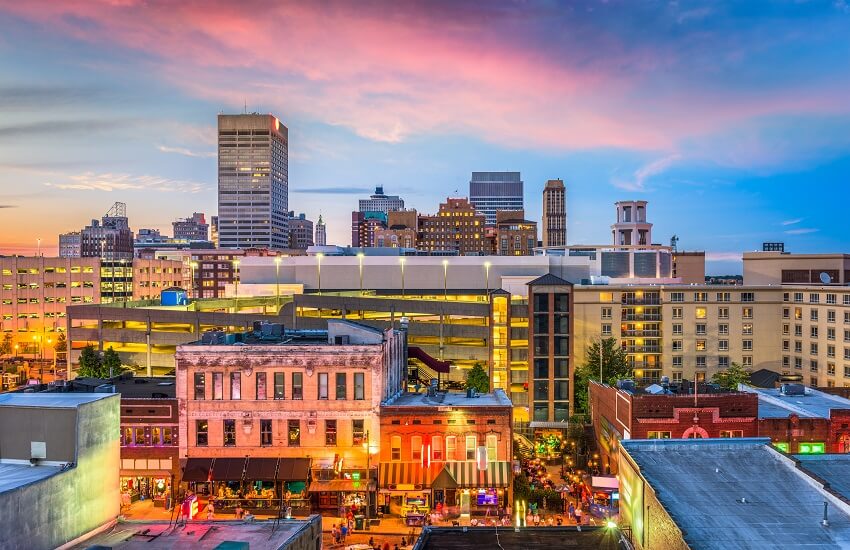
119, 259, 126, 303
316, 253, 324, 295
357, 252, 365, 295
232, 259, 240, 312
442, 260, 448, 300
274, 256, 282, 312
484, 261, 491, 302
399, 257, 406, 297
189, 261, 198, 299
362, 430, 377, 519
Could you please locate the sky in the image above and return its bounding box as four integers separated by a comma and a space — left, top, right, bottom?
1, 1, 849, 274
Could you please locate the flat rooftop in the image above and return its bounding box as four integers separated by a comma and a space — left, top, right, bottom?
71, 519, 318, 550
742, 385, 850, 419
412, 526, 621, 550
796, 454, 850, 502
621, 438, 850, 549
0, 393, 112, 408
0, 462, 61, 494
384, 389, 512, 408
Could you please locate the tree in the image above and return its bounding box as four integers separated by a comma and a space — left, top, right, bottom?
513, 472, 531, 502
574, 338, 630, 413
0, 333, 12, 358
78, 345, 104, 378
712, 362, 751, 390
53, 332, 66, 355
465, 362, 490, 393
102, 346, 123, 378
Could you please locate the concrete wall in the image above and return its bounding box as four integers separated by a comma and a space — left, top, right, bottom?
0, 395, 120, 550
279, 514, 323, 550
0, 407, 77, 461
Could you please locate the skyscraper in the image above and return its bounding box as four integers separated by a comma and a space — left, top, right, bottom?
315, 215, 327, 246
469, 171, 523, 226
217, 114, 289, 249
542, 179, 566, 247
78, 202, 134, 261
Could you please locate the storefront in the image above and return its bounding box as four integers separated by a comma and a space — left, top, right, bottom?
378, 462, 439, 525
441, 462, 512, 517
120, 474, 172, 507
587, 476, 619, 518
308, 469, 375, 515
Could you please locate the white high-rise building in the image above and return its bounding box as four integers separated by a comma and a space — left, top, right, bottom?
315, 215, 327, 246
358, 186, 404, 214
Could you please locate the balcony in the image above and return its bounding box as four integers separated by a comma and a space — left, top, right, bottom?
621, 313, 662, 321
628, 361, 662, 370
621, 330, 660, 337
623, 346, 661, 354
621, 296, 661, 306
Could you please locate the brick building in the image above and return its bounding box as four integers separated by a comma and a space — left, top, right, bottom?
418, 198, 487, 256
378, 389, 513, 520
493, 210, 537, 256
589, 380, 760, 474
175, 319, 406, 515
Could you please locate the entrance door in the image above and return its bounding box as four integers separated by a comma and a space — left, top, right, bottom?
460, 491, 471, 515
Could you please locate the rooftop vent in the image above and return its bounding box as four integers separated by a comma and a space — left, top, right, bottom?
780, 383, 806, 396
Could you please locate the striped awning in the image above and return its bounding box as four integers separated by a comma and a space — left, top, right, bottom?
378, 463, 438, 490
445, 461, 512, 488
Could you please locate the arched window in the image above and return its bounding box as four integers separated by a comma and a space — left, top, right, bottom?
411, 436, 422, 461
432, 435, 443, 461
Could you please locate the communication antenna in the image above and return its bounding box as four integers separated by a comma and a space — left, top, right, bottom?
819, 272, 832, 284
670, 234, 679, 252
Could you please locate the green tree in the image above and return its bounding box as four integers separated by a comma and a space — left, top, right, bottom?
102, 346, 123, 378
574, 338, 630, 413
711, 362, 751, 390
53, 332, 66, 355
513, 472, 531, 502
0, 333, 12, 358
78, 345, 104, 378
465, 362, 490, 393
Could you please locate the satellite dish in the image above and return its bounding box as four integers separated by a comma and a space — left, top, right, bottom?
819, 272, 832, 284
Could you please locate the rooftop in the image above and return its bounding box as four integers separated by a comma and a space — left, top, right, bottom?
742, 385, 850, 419
384, 389, 513, 408
14, 376, 177, 399
184, 319, 387, 347
0, 462, 62, 494
69, 519, 318, 550
796, 454, 850, 502
0, 393, 112, 408
412, 526, 621, 550
621, 438, 850, 549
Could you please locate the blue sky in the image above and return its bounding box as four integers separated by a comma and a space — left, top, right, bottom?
1, 0, 849, 274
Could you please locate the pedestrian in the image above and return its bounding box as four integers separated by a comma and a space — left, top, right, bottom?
547, 515, 554, 526
567, 502, 575, 521
205, 499, 215, 520
234, 504, 244, 520
533, 512, 540, 526
331, 524, 339, 544
574, 507, 583, 525
340, 522, 348, 542
368, 536, 375, 548
382, 541, 391, 550
401, 536, 407, 546
525, 511, 532, 526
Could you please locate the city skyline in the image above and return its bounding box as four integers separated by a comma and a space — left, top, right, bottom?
1, 1, 850, 273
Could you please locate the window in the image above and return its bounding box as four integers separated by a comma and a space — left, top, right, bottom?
670, 292, 684, 302
432, 435, 444, 461
673, 340, 683, 352
601, 307, 612, 319
196, 420, 208, 446
672, 324, 683, 335
223, 419, 236, 446
288, 420, 300, 446
696, 356, 706, 368
783, 308, 790, 319
391, 436, 402, 461
828, 363, 836, 376
230, 372, 241, 400
811, 309, 819, 321
672, 356, 683, 368
466, 435, 477, 460
256, 372, 266, 400
601, 324, 612, 336
352, 419, 365, 446
325, 420, 337, 446
719, 323, 729, 335
828, 311, 836, 323
695, 323, 707, 335
718, 307, 729, 319
336, 373, 347, 399
486, 434, 498, 462
783, 356, 790, 368
696, 340, 706, 351
795, 357, 803, 370
446, 436, 457, 461
794, 292, 803, 302
274, 372, 285, 399
810, 293, 820, 304
811, 360, 819, 372
742, 340, 753, 351
213, 372, 223, 400
811, 342, 819, 355
742, 356, 753, 367
795, 325, 803, 337
647, 431, 671, 439
827, 293, 837, 304
672, 372, 683, 382
720, 430, 743, 438
742, 307, 753, 319
719, 340, 729, 351
694, 292, 707, 302
845, 366, 850, 378
318, 373, 329, 400
718, 356, 729, 368
717, 292, 730, 302
292, 372, 303, 400
194, 373, 205, 400
783, 324, 790, 335
260, 419, 272, 446
783, 340, 790, 351
741, 292, 755, 303
354, 373, 365, 400
695, 307, 707, 319
811, 326, 819, 338
672, 307, 683, 319
795, 341, 803, 353
742, 323, 753, 335
795, 308, 803, 320
411, 435, 423, 461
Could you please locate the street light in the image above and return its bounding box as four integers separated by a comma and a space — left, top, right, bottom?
357, 252, 365, 295
232, 259, 240, 312
442, 260, 448, 300
119, 259, 126, 303
316, 253, 324, 295
362, 430, 377, 519
274, 256, 282, 312
484, 261, 491, 302
189, 261, 198, 299
399, 257, 406, 297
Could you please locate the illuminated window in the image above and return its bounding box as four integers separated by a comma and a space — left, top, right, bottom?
719, 430, 743, 438
647, 431, 670, 439
695, 307, 707, 319
432, 435, 443, 461
466, 435, 477, 460
446, 436, 457, 461
486, 434, 498, 462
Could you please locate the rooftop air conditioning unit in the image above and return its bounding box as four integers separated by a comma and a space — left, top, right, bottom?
780, 383, 806, 396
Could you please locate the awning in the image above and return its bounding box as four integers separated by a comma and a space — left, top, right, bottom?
277, 458, 311, 482
181, 458, 213, 483
245, 458, 279, 481
378, 463, 438, 489
445, 462, 512, 488
211, 458, 246, 482
308, 479, 376, 493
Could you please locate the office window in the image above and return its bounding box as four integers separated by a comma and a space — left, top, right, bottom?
719, 340, 729, 352
811, 309, 819, 321
325, 420, 337, 446
696, 323, 706, 335
811, 326, 819, 338
719, 323, 729, 335
601, 324, 612, 336
255, 372, 266, 400
810, 293, 820, 304
446, 436, 457, 461
274, 372, 285, 399
672, 307, 683, 319
828, 310, 836, 323
354, 373, 365, 400
673, 340, 683, 352
465, 435, 477, 460
696, 340, 706, 351
742, 323, 753, 335
742, 307, 753, 319
288, 420, 301, 446
336, 373, 347, 400
672, 323, 683, 336
260, 419, 272, 446
811, 360, 819, 372
391, 436, 402, 461
352, 419, 365, 446
719, 356, 729, 368
318, 373, 329, 400
742, 340, 753, 351
717, 292, 730, 302
696, 356, 706, 368
601, 307, 612, 319
486, 434, 498, 462
670, 292, 684, 302
695, 307, 707, 319
196, 420, 208, 446
213, 372, 223, 400
694, 292, 707, 302
672, 356, 683, 368
223, 419, 236, 446
647, 431, 671, 439
741, 292, 755, 303
432, 435, 444, 461
811, 342, 819, 355
194, 373, 205, 400
230, 372, 241, 400
718, 307, 729, 319
292, 372, 303, 400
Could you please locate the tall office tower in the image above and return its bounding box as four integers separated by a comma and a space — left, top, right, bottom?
218, 113, 289, 249
172, 212, 209, 241
210, 216, 219, 247
58, 232, 81, 258
288, 212, 314, 250
79, 202, 134, 261
358, 186, 405, 214
612, 200, 652, 246
542, 179, 567, 247
315, 215, 327, 246
469, 171, 523, 226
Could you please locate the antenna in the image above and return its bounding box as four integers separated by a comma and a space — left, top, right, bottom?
819, 272, 832, 284
244, 99, 247, 114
